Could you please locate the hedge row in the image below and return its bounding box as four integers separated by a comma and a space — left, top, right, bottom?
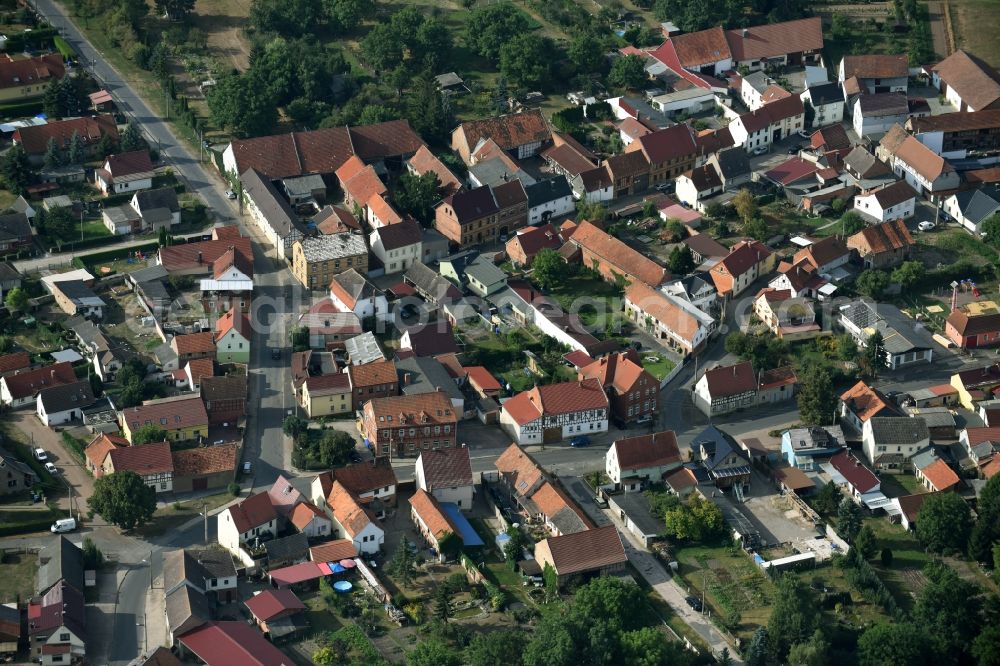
0, 100, 44, 118
3, 26, 58, 52
71, 241, 159, 270
0, 514, 63, 537
53, 35, 75, 59
55, 233, 127, 254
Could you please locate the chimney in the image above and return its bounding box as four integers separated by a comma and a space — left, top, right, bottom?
403, 372, 412, 386
743, 28, 748, 36
197, 251, 203, 264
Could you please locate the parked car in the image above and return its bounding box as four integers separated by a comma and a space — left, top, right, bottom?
271, 348, 281, 360
752, 145, 769, 156
570, 436, 591, 448
797, 129, 812, 139
225, 189, 237, 200
51, 518, 76, 534
685, 596, 703, 612
918, 221, 936, 232
242, 461, 252, 475
44, 462, 58, 474
33, 448, 48, 461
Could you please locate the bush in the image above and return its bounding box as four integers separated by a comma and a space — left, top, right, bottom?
53, 35, 75, 59
60, 432, 85, 462
227, 482, 241, 497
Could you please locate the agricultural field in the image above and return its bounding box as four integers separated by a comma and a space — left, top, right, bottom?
950, 0, 1000, 67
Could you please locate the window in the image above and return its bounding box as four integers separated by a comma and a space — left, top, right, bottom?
59, 633, 70, 641
160, 483, 167, 490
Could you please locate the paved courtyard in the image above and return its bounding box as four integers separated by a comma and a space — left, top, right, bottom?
712, 470, 822, 549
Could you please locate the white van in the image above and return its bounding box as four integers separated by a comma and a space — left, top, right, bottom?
50, 518, 76, 533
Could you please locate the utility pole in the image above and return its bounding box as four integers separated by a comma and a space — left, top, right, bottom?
149, 549, 154, 590
202, 502, 208, 545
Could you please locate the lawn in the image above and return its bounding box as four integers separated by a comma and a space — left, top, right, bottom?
640, 352, 675, 381
0, 552, 37, 604
9, 320, 68, 353
919, 227, 998, 264
40, 218, 112, 249
951, 0, 1000, 68
301, 589, 346, 636
863, 517, 932, 610
877, 473, 925, 499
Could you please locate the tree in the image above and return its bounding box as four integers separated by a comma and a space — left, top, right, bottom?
663, 494, 726, 542
394, 171, 441, 225
131, 424, 167, 446
767, 577, 821, 663
316, 430, 355, 467
312, 647, 336, 666
466, 630, 524, 666
502, 523, 524, 565
981, 213, 1000, 248
82, 537, 104, 570
837, 497, 863, 543
855, 269, 890, 299
915, 562, 983, 661
746, 626, 769, 666
88, 471, 157, 530
500, 34, 553, 89
796, 365, 836, 426
43, 137, 62, 170
43, 78, 61, 118
666, 244, 695, 274
43, 207, 74, 240
576, 199, 608, 224
389, 536, 416, 587
811, 481, 841, 515
290, 326, 309, 352
917, 490, 973, 554
608, 54, 646, 90
404, 71, 453, 144
836, 333, 858, 362
207, 73, 277, 138
857, 622, 933, 666
969, 474, 1000, 563
4, 287, 28, 314
282, 415, 307, 439
661, 218, 687, 242
733, 188, 758, 225
839, 211, 867, 236
532, 248, 570, 290
119, 121, 145, 153
854, 524, 878, 558
972, 625, 1000, 666
433, 585, 451, 622
1, 144, 30, 196
568, 32, 605, 76
787, 630, 829, 666
743, 217, 768, 241
407, 638, 461, 666
891, 260, 923, 289
67, 131, 84, 165
862, 330, 885, 378
154, 0, 196, 21
465, 3, 532, 60
880, 547, 894, 567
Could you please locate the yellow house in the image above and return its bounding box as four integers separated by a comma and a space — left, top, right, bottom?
291, 233, 369, 290
302, 374, 353, 418
950, 363, 1000, 410
0, 54, 65, 103
119, 396, 209, 444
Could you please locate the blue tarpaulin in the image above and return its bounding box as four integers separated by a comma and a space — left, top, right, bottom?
441, 502, 485, 547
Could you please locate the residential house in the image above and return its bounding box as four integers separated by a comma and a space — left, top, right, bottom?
0, 351, 30, 377
157, 232, 252, 277
943, 184, 1000, 234
525, 177, 575, 225
840, 380, 900, 432
914, 456, 960, 492
464, 255, 508, 298
571, 164, 614, 202
244, 588, 307, 638
313, 205, 361, 235
402, 261, 462, 310
214, 306, 251, 364
407, 145, 463, 197
827, 449, 882, 503
839, 54, 909, 94
624, 280, 715, 356
170, 333, 216, 367
0, 361, 77, 408
291, 233, 368, 290
335, 156, 386, 211
505, 223, 564, 268
409, 489, 463, 560
768, 257, 827, 300
369, 220, 422, 275
757, 366, 798, 404
862, 416, 930, 473
13, 114, 118, 164
946, 300, 1000, 348
434, 181, 528, 248
660, 273, 718, 312
102, 204, 143, 235
959, 426, 1000, 469
693, 361, 757, 417
781, 426, 843, 470
0, 263, 21, 302
741, 72, 782, 111
200, 375, 247, 426
800, 82, 845, 128
0, 53, 64, 102
853, 180, 917, 222
346, 359, 398, 411
451, 110, 550, 164
839, 301, 935, 369
170, 443, 239, 493
494, 443, 546, 506
931, 49, 1000, 112
397, 355, 466, 417
724, 17, 824, 71
500, 379, 609, 445
793, 236, 851, 275
325, 481, 384, 554
120, 395, 209, 444
605, 430, 682, 490
531, 481, 592, 536
675, 165, 723, 212
360, 391, 457, 458
289, 502, 333, 540
0, 446, 38, 494
315, 457, 400, 511
846, 219, 914, 269
603, 150, 650, 196
852, 93, 910, 137
329, 270, 390, 324
398, 323, 461, 357
176, 621, 294, 665
682, 234, 729, 266
883, 134, 961, 197
100, 441, 174, 492
753, 288, 818, 339
301, 374, 352, 418
843, 146, 894, 185
415, 446, 474, 509
705, 148, 752, 190
296, 302, 362, 351
36, 380, 96, 427
578, 350, 659, 427
952, 363, 1000, 409
568, 220, 668, 287
692, 425, 752, 492
624, 124, 698, 186
0, 603, 18, 657
84, 433, 127, 477
95, 151, 154, 195
533, 525, 627, 588
50, 280, 105, 318
240, 168, 307, 260
28, 581, 85, 665
727, 95, 805, 152
0, 212, 33, 256
217, 492, 278, 555
709, 239, 775, 298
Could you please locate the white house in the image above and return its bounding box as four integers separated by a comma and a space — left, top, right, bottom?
369, 220, 421, 275
326, 480, 384, 555
95, 150, 154, 195
289, 502, 334, 539
240, 168, 304, 261
500, 379, 609, 445
839, 301, 935, 370
525, 177, 574, 225
942, 185, 1000, 234
885, 135, 962, 198
931, 49, 1000, 113
800, 82, 845, 128
740, 72, 781, 112
217, 492, 278, 556
329, 269, 391, 322
727, 96, 805, 152
131, 187, 181, 229
605, 431, 682, 491
624, 280, 715, 356
853, 180, 917, 222
862, 416, 930, 473
200, 249, 253, 294
675, 165, 723, 212
36, 380, 94, 427
571, 165, 614, 203
693, 361, 757, 417
415, 447, 475, 510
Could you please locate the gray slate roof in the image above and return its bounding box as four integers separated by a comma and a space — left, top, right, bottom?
397, 356, 464, 401
868, 416, 929, 445
264, 532, 309, 563
464, 255, 507, 287
841, 302, 935, 355
524, 176, 572, 208
807, 82, 845, 106
38, 536, 84, 595
132, 186, 180, 213
951, 184, 1000, 226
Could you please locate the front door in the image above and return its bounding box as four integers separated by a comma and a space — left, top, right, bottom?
193, 477, 208, 491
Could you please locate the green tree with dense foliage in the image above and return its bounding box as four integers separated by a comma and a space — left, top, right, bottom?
407, 638, 461, 666
837, 497, 863, 543
1, 144, 30, 196
767, 577, 821, 663
855, 269, 891, 299
857, 622, 934, 666
917, 491, 973, 554
891, 260, 923, 289
787, 629, 829, 666
973, 624, 1000, 666
389, 536, 416, 587
862, 330, 885, 378
131, 424, 168, 446
663, 494, 726, 542
404, 71, 453, 144
500, 34, 553, 89
119, 121, 145, 153
854, 524, 878, 559
465, 4, 532, 60
4, 287, 28, 314
839, 211, 867, 236
465, 629, 524, 666
746, 626, 769, 666
666, 244, 695, 274
207, 72, 278, 138
969, 474, 1000, 563
532, 248, 570, 290
394, 171, 441, 225
915, 561, 983, 662
608, 54, 647, 89
811, 481, 841, 515
796, 364, 836, 426
88, 471, 157, 530
568, 32, 605, 76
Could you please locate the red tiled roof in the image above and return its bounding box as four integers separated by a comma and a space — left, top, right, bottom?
894, 136, 954, 182
465, 366, 501, 392
635, 125, 697, 164
946, 308, 1000, 337
408, 145, 462, 196
227, 127, 353, 180
227, 492, 277, 534
13, 114, 118, 155
104, 150, 154, 178
579, 351, 651, 395
332, 457, 398, 496
185, 358, 214, 385
418, 447, 473, 490
811, 124, 851, 151
363, 391, 455, 426
328, 481, 377, 538
1, 361, 76, 400
455, 110, 550, 152
0, 351, 30, 374
841, 54, 909, 79
765, 156, 818, 185
409, 488, 459, 539
829, 449, 880, 493
504, 379, 609, 426
85, 433, 126, 473
315, 205, 360, 235
347, 359, 398, 389
212, 247, 254, 280
158, 237, 252, 273
739, 95, 804, 133
563, 350, 594, 369
178, 621, 294, 666
759, 366, 797, 390
108, 441, 173, 476
571, 220, 668, 287
0, 53, 63, 90
919, 459, 960, 491
173, 332, 216, 356
170, 443, 238, 477
495, 443, 544, 496
932, 50, 1000, 113
960, 426, 1000, 446
536, 524, 627, 576
214, 307, 251, 343
793, 236, 849, 270
289, 502, 330, 532
245, 589, 306, 623
867, 180, 917, 208
349, 119, 425, 162
308, 539, 358, 563
668, 26, 731, 67
123, 396, 209, 434
701, 361, 756, 398
342, 165, 387, 205
531, 481, 592, 530
506, 223, 563, 261
612, 431, 681, 471
840, 380, 896, 422
848, 219, 914, 255
303, 372, 351, 396
624, 281, 702, 344
725, 17, 823, 62
713, 239, 771, 279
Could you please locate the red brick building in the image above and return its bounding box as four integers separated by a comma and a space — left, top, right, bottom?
347, 359, 399, 411
360, 391, 457, 458
578, 351, 659, 427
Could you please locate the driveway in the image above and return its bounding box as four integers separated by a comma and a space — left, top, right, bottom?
10, 411, 93, 515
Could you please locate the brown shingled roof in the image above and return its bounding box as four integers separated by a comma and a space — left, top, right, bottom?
418, 447, 473, 490
108, 441, 173, 476
725, 17, 823, 62
171, 444, 238, 477
347, 359, 398, 390
13, 114, 118, 155
455, 110, 550, 152
701, 361, 756, 398
570, 220, 668, 286
227, 491, 277, 534
841, 54, 909, 80
536, 524, 627, 576
0, 53, 63, 90
932, 49, 1000, 113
